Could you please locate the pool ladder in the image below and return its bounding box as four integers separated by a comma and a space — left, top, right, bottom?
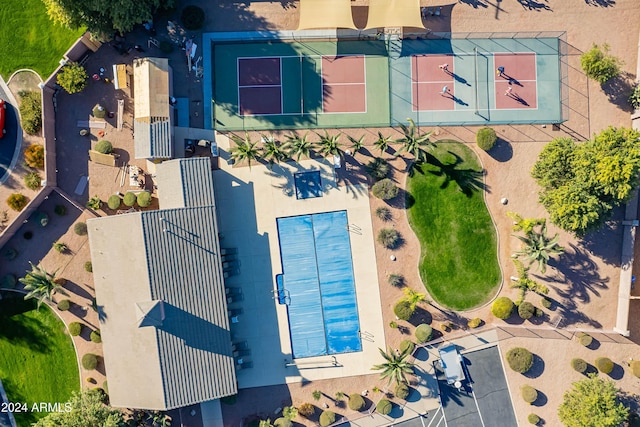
346, 224, 362, 235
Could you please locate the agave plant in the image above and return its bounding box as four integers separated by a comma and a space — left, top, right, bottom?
347, 134, 366, 156
374, 132, 392, 154
396, 118, 434, 163
229, 133, 261, 168
261, 135, 288, 167
285, 132, 314, 161
511, 259, 549, 304
514, 222, 564, 273
316, 131, 343, 157
371, 347, 415, 385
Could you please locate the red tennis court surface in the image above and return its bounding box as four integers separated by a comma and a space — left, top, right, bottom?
494, 53, 537, 109
238, 57, 282, 115
322, 56, 366, 113
411, 54, 455, 111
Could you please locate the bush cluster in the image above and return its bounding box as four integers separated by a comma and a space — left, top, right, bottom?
571, 358, 587, 373
123, 192, 137, 207
577, 332, 592, 347
274, 418, 291, 427
506, 347, 534, 373
476, 127, 497, 151
376, 206, 392, 221
595, 357, 614, 374
630, 360, 640, 378
388, 274, 404, 287
82, 353, 98, 370
399, 340, 415, 355
521, 385, 538, 404
365, 158, 389, 180
415, 324, 433, 343
94, 140, 113, 154
84, 261, 93, 272
491, 296, 514, 319
467, 318, 482, 328
57, 299, 71, 311
377, 228, 400, 249
348, 393, 365, 411
107, 195, 121, 210
395, 383, 409, 400
57, 62, 88, 94
540, 297, 552, 309
69, 322, 83, 336
372, 178, 399, 200
580, 43, 622, 84
319, 411, 335, 427
376, 399, 392, 415
19, 91, 42, 135
92, 105, 106, 119
24, 144, 44, 168
393, 300, 414, 321
518, 301, 536, 319
7, 193, 28, 211
90, 330, 102, 343
298, 403, 314, 417
137, 192, 152, 208
74, 222, 88, 236
527, 413, 540, 425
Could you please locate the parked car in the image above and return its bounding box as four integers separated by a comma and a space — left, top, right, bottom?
0, 99, 5, 139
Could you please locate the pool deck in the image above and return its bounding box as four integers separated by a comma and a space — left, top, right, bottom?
212, 133, 385, 388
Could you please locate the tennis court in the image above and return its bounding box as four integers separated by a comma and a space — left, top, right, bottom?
207, 33, 565, 130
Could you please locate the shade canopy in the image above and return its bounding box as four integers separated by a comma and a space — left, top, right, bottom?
297, 0, 357, 30
364, 0, 425, 29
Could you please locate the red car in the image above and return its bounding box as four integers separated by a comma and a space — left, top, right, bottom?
0, 99, 5, 139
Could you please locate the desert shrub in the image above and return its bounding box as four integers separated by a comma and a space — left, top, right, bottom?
506, 347, 534, 373
298, 403, 315, 417
94, 140, 113, 154
577, 332, 593, 347
319, 411, 335, 427
86, 195, 102, 210
395, 382, 409, 400
491, 296, 514, 319
107, 195, 121, 210
521, 385, 538, 404
57, 62, 88, 94
476, 127, 497, 151
376, 206, 392, 221
376, 399, 392, 415
378, 228, 400, 249
372, 178, 399, 200
415, 324, 433, 343
527, 413, 540, 425
388, 274, 404, 287
630, 360, 640, 378
571, 358, 587, 373
35, 211, 48, 227
123, 192, 137, 207
74, 222, 87, 236
84, 261, 93, 272
467, 318, 482, 328
54, 204, 66, 216
540, 297, 552, 309
24, 144, 44, 168
595, 357, 614, 374
580, 43, 622, 84
274, 418, 291, 427
629, 83, 640, 109
90, 330, 101, 343
389, 321, 398, 328
69, 322, 83, 336
19, 91, 42, 135
57, 299, 71, 311
53, 241, 68, 253
0, 274, 17, 289
348, 394, 365, 411
82, 353, 98, 370
399, 340, 415, 354
282, 406, 297, 420
137, 192, 152, 208
181, 5, 205, 30
518, 301, 536, 319
24, 171, 41, 190
2, 248, 17, 260
92, 104, 106, 119
7, 193, 28, 211
394, 300, 414, 321
365, 158, 389, 180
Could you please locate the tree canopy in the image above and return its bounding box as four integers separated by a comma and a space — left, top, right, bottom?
557, 374, 628, 427
33, 389, 125, 427
42, 0, 174, 37
531, 127, 640, 236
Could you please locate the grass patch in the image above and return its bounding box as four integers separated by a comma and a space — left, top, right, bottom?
406, 140, 500, 310
0, 295, 79, 425
0, 0, 85, 78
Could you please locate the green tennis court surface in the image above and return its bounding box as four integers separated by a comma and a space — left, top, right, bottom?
211, 37, 564, 131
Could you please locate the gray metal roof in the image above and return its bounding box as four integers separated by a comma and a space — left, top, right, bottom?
156, 158, 215, 209
134, 118, 173, 159
88, 205, 236, 410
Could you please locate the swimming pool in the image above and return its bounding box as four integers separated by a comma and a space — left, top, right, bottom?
277, 211, 362, 358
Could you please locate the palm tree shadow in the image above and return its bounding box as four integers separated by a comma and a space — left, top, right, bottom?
423, 152, 488, 196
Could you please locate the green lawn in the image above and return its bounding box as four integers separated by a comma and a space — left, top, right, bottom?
406, 140, 501, 310
0, 294, 79, 425
0, 0, 85, 79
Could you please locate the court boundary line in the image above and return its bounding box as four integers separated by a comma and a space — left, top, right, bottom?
320, 55, 368, 115
492, 51, 539, 111
237, 56, 284, 116
410, 54, 456, 113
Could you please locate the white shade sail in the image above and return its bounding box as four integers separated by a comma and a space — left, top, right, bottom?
297, 0, 358, 30
364, 0, 425, 29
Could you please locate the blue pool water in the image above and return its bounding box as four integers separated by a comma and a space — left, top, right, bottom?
277, 211, 362, 358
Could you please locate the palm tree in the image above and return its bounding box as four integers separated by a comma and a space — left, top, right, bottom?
261, 135, 288, 167
347, 134, 366, 157
371, 347, 415, 386
316, 131, 343, 158
229, 133, 261, 169
374, 132, 392, 155
285, 132, 314, 161
20, 262, 68, 308
514, 222, 564, 273
511, 259, 549, 304
396, 118, 434, 163
403, 288, 429, 308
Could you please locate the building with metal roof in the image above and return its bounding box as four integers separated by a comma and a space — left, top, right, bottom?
87, 158, 236, 410
133, 57, 174, 160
